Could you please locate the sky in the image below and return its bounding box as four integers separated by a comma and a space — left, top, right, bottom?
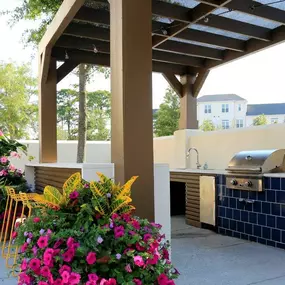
1, 0, 285, 108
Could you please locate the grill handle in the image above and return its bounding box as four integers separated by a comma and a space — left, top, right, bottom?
225, 167, 262, 173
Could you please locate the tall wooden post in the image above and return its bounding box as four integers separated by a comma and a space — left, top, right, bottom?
110, 0, 154, 221
39, 56, 57, 163
179, 75, 198, 129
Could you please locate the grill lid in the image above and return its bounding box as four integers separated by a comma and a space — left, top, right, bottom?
226, 149, 285, 174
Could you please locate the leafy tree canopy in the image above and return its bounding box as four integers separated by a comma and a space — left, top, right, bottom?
253, 114, 267, 126
200, 119, 216, 132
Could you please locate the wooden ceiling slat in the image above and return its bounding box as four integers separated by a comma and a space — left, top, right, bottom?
205, 26, 285, 68
52, 47, 197, 75
56, 35, 204, 68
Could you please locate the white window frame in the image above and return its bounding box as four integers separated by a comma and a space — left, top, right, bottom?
238, 104, 242, 112
222, 120, 230, 129
222, 103, 229, 113
236, 119, 244, 128
204, 104, 211, 114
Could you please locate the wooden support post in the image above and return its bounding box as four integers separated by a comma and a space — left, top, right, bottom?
110, 0, 154, 221
179, 75, 198, 130
39, 56, 57, 163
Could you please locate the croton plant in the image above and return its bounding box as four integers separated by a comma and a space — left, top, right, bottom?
14, 173, 179, 285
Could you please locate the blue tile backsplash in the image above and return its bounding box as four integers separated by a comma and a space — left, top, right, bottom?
217, 175, 285, 249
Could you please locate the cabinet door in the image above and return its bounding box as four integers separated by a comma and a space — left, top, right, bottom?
200, 176, 216, 226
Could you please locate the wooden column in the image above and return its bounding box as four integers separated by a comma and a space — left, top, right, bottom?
179, 75, 198, 130
39, 56, 57, 163
110, 0, 154, 221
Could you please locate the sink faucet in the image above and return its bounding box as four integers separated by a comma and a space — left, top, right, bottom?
186, 148, 201, 169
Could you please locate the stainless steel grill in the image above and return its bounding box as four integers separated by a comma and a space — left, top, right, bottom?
226, 149, 285, 191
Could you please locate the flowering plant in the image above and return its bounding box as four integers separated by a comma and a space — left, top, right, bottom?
15, 173, 179, 284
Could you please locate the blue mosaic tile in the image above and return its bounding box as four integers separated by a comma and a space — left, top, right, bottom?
223, 218, 229, 229
241, 191, 249, 199
233, 190, 240, 198
240, 233, 249, 241
237, 221, 245, 233
253, 201, 261, 213
219, 228, 226, 235
249, 212, 257, 224
266, 240, 276, 247
233, 231, 241, 239
262, 227, 271, 240
282, 179, 285, 191
267, 215, 276, 228
219, 207, 225, 217
258, 238, 266, 245
264, 178, 270, 190
245, 203, 253, 212
226, 208, 233, 219
272, 203, 281, 216
254, 225, 262, 237
266, 190, 276, 203
276, 191, 285, 204
249, 191, 257, 200
226, 229, 233, 237
277, 243, 285, 250
272, 229, 281, 242
245, 223, 253, 235
277, 217, 285, 230
262, 202, 271, 215
237, 200, 246, 210
257, 192, 266, 202
281, 205, 285, 217
249, 235, 257, 242
218, 217, 223, 226
222, 197, 229, 206
229, 198, 236, 209
258, 213, 266, 226
271, 178, 281, 190
233, 209, 240, 221
241, 211, 248, 222
230, 220, 236, 231
282, 231, 285, 244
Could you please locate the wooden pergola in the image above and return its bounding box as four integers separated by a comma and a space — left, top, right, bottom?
39, 0, 285, 220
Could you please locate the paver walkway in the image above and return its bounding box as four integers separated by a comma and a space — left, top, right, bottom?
2, 216, 285, 284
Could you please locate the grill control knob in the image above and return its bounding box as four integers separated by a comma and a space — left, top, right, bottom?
231, 179, 238, 186
245, 181, 253, 187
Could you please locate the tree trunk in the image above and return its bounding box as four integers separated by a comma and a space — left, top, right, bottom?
77, 64, 87, 163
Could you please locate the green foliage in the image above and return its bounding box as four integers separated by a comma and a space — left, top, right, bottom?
154, 88, 180, 137
0, 62, 37, 139
200, 119, 216, 132
253, 114, 267, 126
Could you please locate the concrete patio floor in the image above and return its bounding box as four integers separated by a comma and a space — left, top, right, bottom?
1, 216, 285, 284
172, 216, 285, 285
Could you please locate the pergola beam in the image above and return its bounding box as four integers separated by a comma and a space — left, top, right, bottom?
52, 47, 198, 75
193, 70, 210, 97
162, 73, 183, 97
56, 35, 204, 68
205, 26, 285, 68
57, 61, 79, 83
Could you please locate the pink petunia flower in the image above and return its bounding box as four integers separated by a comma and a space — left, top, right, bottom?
67, 237, 75, 247
157, 273, 169, 285
53, 279, 64, 285
88, 273, 99, 282
19, 273, 31, 284
12, 231, 17, 239
29, 258, 41, 271
131, 220, 140, 230
21, 242, 28, 253
146, 254, 159, 265
69, 191, 79, 199
0, 170, 8, 176
143, 233, 152, 242
134, 256, 144, 267
33, 217, 41, 223
59, 265, 71, 275
32, 246, 38, 256
20, 259, 28, 271
86, 252, 97, 265
9, 164, 16, 171
62, 249, 75, 262
125, 264, 132, 273
40, 266, 51, 278
0, 156, 8, 164
61, 271, 70, 284
38, 281, 49, 285
53, 238, 64, 249
0, 130, 3, 137
86, 282, 96, 285
68, 272, 81, 285
37, 236, 49, 249
114, 226, 125, 238
133, 279, 142, 285
10, 151, 20, 158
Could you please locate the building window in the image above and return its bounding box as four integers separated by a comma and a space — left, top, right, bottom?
222, 104, 229, 113
271, 118, 278, 124
222, 120, 230, 129
204, 104, 211, 114
236, 119, 244, 128
238, 104, 242, 111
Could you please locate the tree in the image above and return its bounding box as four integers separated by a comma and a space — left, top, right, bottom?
154, 88, 180, 137
200, 119, 216, 131
7, 0, 110, 162
253, 114, 267, 126
87, 90, 111, 141
0, 62, 36, 139
57, 89, 78, 140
